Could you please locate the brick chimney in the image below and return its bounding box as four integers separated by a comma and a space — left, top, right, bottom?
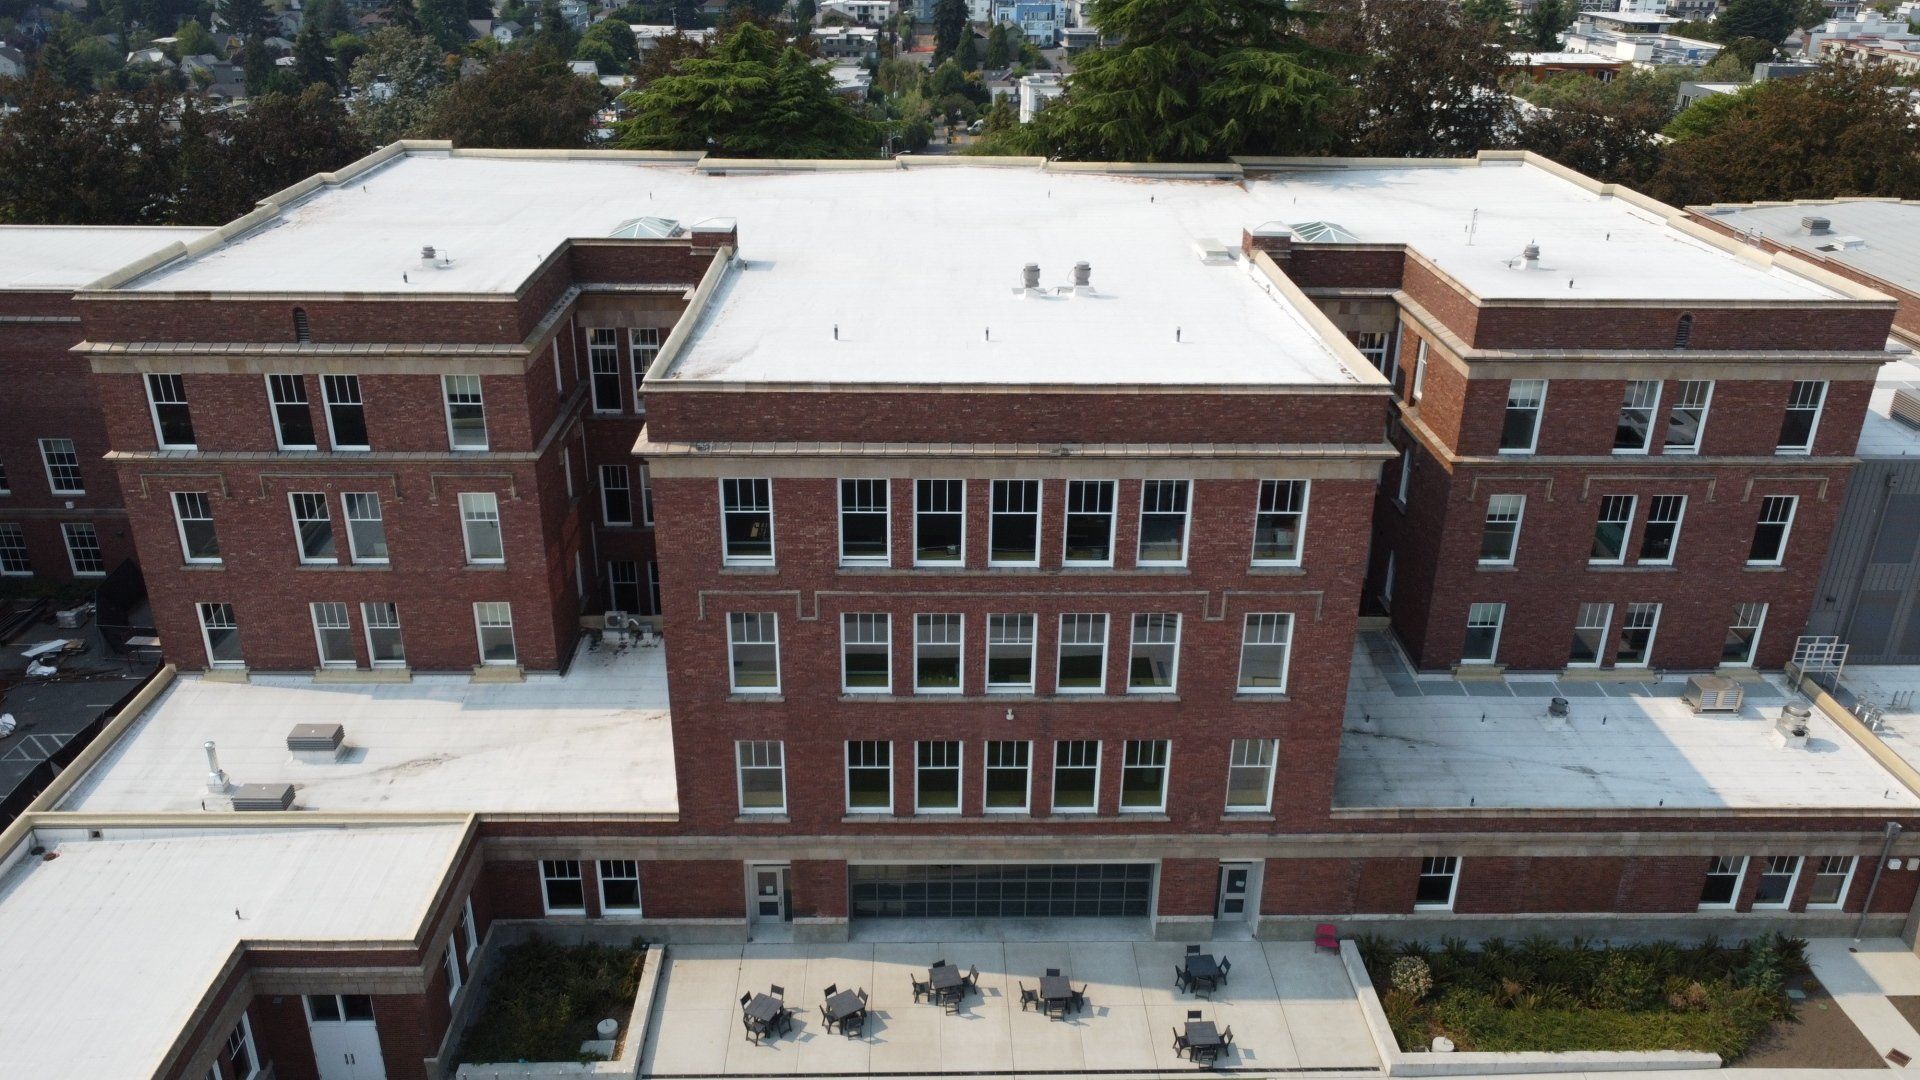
1242, 222, 1294, 260
690, 217, 739, 254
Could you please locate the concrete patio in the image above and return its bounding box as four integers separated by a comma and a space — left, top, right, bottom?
640, 938, 1381, 1076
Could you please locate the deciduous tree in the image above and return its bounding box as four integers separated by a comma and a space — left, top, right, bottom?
1309, 0, 1512, 158
347, 26, 452, 141
431, 47, 608, 146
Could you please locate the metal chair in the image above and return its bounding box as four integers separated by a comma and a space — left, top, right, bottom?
823, 983, 839, 999
770, 984, 785, 998
1188, 1010, 1203, 1020
1173, 965, 1190, 992
1186, 944, 1202, 955
819, 1003, 837, 1033
858, 988, 869, 1004
965, 964, 980, 990
740, 992, 753, 1008
1218, 957, 1232, 984
1071, 984, 1088, 1013
1019, 983, 1038, 1011
1045, 967, 1061, 977
1222, 1026, 1234, 1046
841, 1011, 865, 1038
911, 976, 931, 1003
776, 1008, 795, 1036
1171, 1027, 1190, 1058
743, 1014, 766, 1045
933, 957, 947, 968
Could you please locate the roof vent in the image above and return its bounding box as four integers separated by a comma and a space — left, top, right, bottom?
1801, 215, 1831, 234
231, 783, 296, 812
1073, 261, 1091, 287
1192, 238, 1234, 265
1022, 263, 1040, 289
287, 722, 347, 764
1891, 386, 1920, 430
1522, 242, 1541, 271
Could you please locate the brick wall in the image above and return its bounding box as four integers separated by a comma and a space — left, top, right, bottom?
791, 859, 849, 919
1158, 858, 1222, 917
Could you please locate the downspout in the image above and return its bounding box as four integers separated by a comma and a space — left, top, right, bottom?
1855, 820, 1902, 941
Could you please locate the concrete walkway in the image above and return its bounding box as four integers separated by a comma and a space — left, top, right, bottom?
1807, 936, 1920, 1071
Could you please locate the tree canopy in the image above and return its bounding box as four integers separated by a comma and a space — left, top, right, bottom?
1309, 0, 1512, 158
431, 48, 608, 148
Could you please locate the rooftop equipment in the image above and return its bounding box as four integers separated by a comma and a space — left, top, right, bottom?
1682, 674, 1744, 713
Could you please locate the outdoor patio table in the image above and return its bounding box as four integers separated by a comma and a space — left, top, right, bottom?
1184, 1020, 1223, 1060
930, 963, 964, 992
744, 993, 782, 1027
1038, 974, 1074, 1014
825, 988, 866, 1024
1184, 954, 1220, 991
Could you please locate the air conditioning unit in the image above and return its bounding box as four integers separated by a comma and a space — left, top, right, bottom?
231, 783, 296, 812
1892, 387, 1920, 430
602, 611, 642, 642
1683, 674, 1743, 713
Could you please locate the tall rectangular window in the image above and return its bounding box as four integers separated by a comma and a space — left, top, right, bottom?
1052, 740, 1100, 813
145, 372, 196, 449
172, 491, 220, 564
1613, 379, 1661, 454
1395, 445, 1414, 505
1120, 739, 1169, 812
638, 466, 653, 526
1411, 338, 1428, 401
1500, 379, 1546, 454
1237, 612, 1294, 691
1724, 602, 1767, 666
599, 859, 642, 914
600, 465, 632, 526
838, 478, 889, 565
1570, 602, 1613, 667
1617, 602, 1660, 666
1127, 612, 1179, 693
728, 612, 780, 693
1225, 739, 1277, 812
62, 522, 104, 575
459, 492, 504, 564
344, 492, 387, 564
915, 479, 965, 564
608, 560, 641, 613
720, 478, 774, 565
322, 374, 368, 450
914, 613, 963, 693
1699, 855, 1746, 909
1056, 612, 1108, 693
442, 374, 488, 450
1590, 494, 1636, 565
1416, 857, 1460, 910
311, 601, 355, 668
846, 740, 892, 812
39, 438, 82, 494
289, 492, 335, 564
1461, 603, 1504, 665
473, 601, 516, 665
1752, 855, 1800, 908
1777, 379, 1826, 454
362, 602, 405, 667
224, 1016, 259, 1080
1252, 480, 1307, 565
0, 459, 9, 494
1063, 480, 1116, 565
1808, 855, 1856, 909
1479, 494, 1523, 565
1136, 479, 1190, 565
1638, 495, 1685, 564
1748, 495, 1796, 564
989, 479, 1039, 566
1664, 379, 1711, 454
915, 740, 962, 813
198, 601, 243, 668
540, 859, 586, 914
630, 327, 660, 386
984, 740, 1030, 813
841, 612, 890, 693
0, 524, 29, 575
986, 613, 1035, 692
589, 328, 622, 412
1348, 330, 1393, 378
737, 740, 786, 814
267, 374, 316, 449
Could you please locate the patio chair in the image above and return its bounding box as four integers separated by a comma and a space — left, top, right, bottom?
777, 1007, 796, 1036
965, 964, 980, 990
1218, 957, 1232, 984
742, 1015, 765, 1045
1313, 923, 1339, 954
911, 976, 931, 1003
740, 992, 753, 1008
819, 1004, 837, 1033
1173, 965, 1190, 992
823, 983, 839, 999
858, 988, 869, 1004
841, 1012, 865, 1039
1171, 1028, 1190, 1059
1045, 967, 1061, 977
1019, 983, 1038, 1011
933, 957, 947, 968
770, 984, 785, 998
1186, 944, 1202, 955
1187, 1010, 1203, 1021
1221, 1026, 1234, 1047
1071, 984, 1088, 1013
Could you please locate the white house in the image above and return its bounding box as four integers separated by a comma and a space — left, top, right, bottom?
1017, 71, 1063, 121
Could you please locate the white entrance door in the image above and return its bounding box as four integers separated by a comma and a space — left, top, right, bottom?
1216, 862, 1254, 922
306, 994, 386, 1080
750, 864, 788, 923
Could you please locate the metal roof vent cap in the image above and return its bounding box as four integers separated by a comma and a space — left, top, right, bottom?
1801, 215, 1832, 234
1522, 242, 1541, 271
1022, 263, 1040, 290
1073, 261, 1091, 287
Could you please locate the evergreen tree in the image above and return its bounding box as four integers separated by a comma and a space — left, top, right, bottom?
240, 34, 273, 94
294, 18, 337, 85
1717, 0, 1795, 43
955, 27, 978, 69
1461, 0, 1511, 34
983, 22, 1009, 67
1310, 0, 1512, 158
1520, 0, 1571, 49
431, 47, 608, 145
217, 0, 269, 37
931, 0, 966, 60
418, 0, 469, 49
380, 0, 424, 34
535, 0, 579, 54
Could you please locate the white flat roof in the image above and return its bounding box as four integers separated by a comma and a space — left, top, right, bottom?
1842, 667, 1920, 774
1861, 355, 1920, 456
59, 639, 677, 815
0, 824, 462, 1078
0, 225, 212, 291
1336, 636, 1920, 811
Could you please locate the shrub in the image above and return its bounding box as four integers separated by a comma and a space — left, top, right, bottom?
457, 936, 646, 1066
1391, 956, 1434, 1001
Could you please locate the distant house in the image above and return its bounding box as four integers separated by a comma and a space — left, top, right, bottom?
0, 46, 25, 79
491, 19, 523, 43
828, 63, 871, 98
815, 24, 879, 58
179, 52, 221, 75
125, 47, 176, 67
1507, 50, 1626, 81
1016, 71, 1062, 122
569, 59, 600, 77
991, 0, 1061, 45
631, 24, 712, 50
818, 0, 894, 24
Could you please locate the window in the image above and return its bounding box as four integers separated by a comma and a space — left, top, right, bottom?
341, 492, 387, 564
736, 740, 786, 814
599, 859, 642, 914
0, 459, 8, 494
600, 465, 632, 526
198, 601, 243, 668
916, 740, 962, 813
1119, 739, 1169, 812
1479, 495, 1524, 565
1137, 479, 1190, 565
1500, 379, 1546, 453
630, 327, 660, 386
1699, 855, 1746, 908
841, 612, 890, 693
608, 561, 641, 613
914, 613, 963, 693
459, 492, 504, 564
1395, 445, 1413, 505
1052, 740, 1100, 813
172, 491, 220, 563
1460, 603, 1504, 665
39, 438, 82, 494
1590, 494, 1635, 565
1749, 495, 1796, 564
989, 479, 1039, 565
728, 612, 780, 693
1613, 379, 1661, 454
1252, 480, 1308, 565
540, 859, 586, 914
1665, 379, 1711, 454
1225, 739, 1277, 812
638, 466, 653, 526
1724, 602, 1767, 666
647, 560, 661, 615
1127, 613, 1179, 693
1063, 480, 1116, 565
1639, 495, 1685, 564
846, 740, 892, 812
1617, 602, 1660, 666
311, 602, 355, 668
1237, 612, 1294, 691
914, 479, 965, 564
1570, 602, 1613, 667
290, 492, 335, 563
1056, 613, 1108, 693
292, 306, 310, 342
837, 478, 890, 564
443, 945, 463, 1003
145, 373, 196, 449
62, 522, 103, 575
362, 602, 405, 667
306, 993, 375, 1025
1411, 338, 1428, 401
474, 602, 516, 665
1674, 312, 1692, 348
986, 613, 1035, 692
461, 898, 479, 962
224, 1014, 259, 1080
322, 374, 368, 450
589, 328, 622, 412
267, 374, 316, 449
443, 374, 488, 450
984, 740, 1030, 813
720, 478, 774, 565
1752, 855, 1800, 908
1808, 855, 1856, 909
1415, 857, 1459, 910
1777, 379, 1826, 454
1349, 330, 1393, 377
0, 524, 27, 575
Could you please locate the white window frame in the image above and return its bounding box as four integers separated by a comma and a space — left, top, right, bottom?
588, 328, 622, 413
728, 612, 781, 694
310, 601, 356, 669
321, 373, 368, 451
442, 374, 489, 451
1225, 738, 1278, 813
1411, 338, 1428, 402
1589, 494, 1636, 566
988, 479, 1040, 567
1236, 612, 1294, 692
983, 739, 1031, 814
473, 601, 517, 666
840, 612, 891, 694
1461, 603, 1505, 666
719, 478, 775, 566
837, 478, 890, 567
1776, 379, 1826, 455
459, 492, 505, 565
224, 1013, 260, 1080
197, 601, 243, 669
0, 524, 28, 576
1664, 379, 1712, 455
600, 464, 633, 527
1056, 612, 1108, 694
1613, 379, 1661, 455
1748, 495, 1797, 566
1126, 612, 1180, 694
1500, 379, 1547, 455
630, 327, 660, 389
1349, 329, 1392, 378
1570, 601, 1614, 668
736, 740, 787, 815
1698, 855, 1747, 910
1062, 479, 1118, 567
344, 492, 388, 565
443, 944, 463, 1003
39, 437, 83, 495
1252, 479, 1309, 566
1415, 856, 1461, 911
845, 739, 893, 814
1395, 445, 1413, 506
266, 373, 317, 450
145, 372, 196, 450
1118, 738, 1170, 814
914, 478, 966, 567
639, 465, 653, 526
914, 739, 964, 815
362, 601, 405, 668
1051, 739, 1101, 815
461, 897, 480, 962
913, 612, 964, 695
598, 859, 643, 915
1136, 479, 1191, 567
61, 521, 104, 576
1807, 855, 1857, 910
1479, 494, 1524, 566
539, 858, 586, 915
986, 613, 1036, 693
172, 491, 220, 565
1639, 494, 1685, 566
1724, 602, 1768, 667
1617, 602, 1661, 667
289, 492, 335, 565
1751, 855, 1802, 910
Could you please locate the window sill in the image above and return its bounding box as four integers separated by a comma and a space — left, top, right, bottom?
1475, 563, 1516, 572
181, 562, 225, 571
840, 813, 1172, 824
835, 693, 1176, 704
1248, 565, 1305, 576
1587, 564, 1677, 573
720, 565, 779, 575
464, 563, 508, 571
1743, 564, 1787, 572
727, 693, 785, 703
1222, 811, 1276, 821
295, 563, 393, 572
1233, 693, 1291, 703
736, 815, 790, 824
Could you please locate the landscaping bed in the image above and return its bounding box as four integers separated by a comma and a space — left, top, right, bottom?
1358, 934, 1808, 1063
456, 935, 647, 1066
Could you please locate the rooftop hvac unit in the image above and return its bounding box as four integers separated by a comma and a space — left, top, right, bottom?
1683, 674, 1744, 713
230, 783, 296, 811
1892, 386, 1920, 430
287, 722, 346, 763
1801, 215, 1832, 234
